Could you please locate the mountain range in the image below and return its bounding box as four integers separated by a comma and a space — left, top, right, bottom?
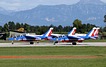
0, 0, 106, 26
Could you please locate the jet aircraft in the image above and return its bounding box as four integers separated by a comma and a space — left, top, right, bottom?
8, 27, 53, 44
52, 27, 99, 45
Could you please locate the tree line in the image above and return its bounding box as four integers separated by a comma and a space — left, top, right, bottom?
0, 19, 106, 35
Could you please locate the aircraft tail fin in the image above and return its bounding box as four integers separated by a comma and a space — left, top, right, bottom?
68, 27, 76, 36
43, 27, 53, 37
94, 27, 100, 38
86, 27, 97, 37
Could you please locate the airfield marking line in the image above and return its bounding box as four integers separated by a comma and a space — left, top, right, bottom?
0, 42, 106, 47
0, 55, 100, 59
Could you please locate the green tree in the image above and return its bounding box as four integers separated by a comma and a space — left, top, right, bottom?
86, 23, 96, 32
0, 26, 3, 32
30, 26, 36, 33
24, 23, 30, 32
35, 26, 40, 34
8, 21, 16, 31
38, 26, 48, 34
73, 19, 82, 33
81, 24, 87, 33
103, 27, 106, 32
57, 25, 63, 33
53, 26, 58, 32
3, 23, 9, 32
63, 26, 72, 32
16, 23, 21, 29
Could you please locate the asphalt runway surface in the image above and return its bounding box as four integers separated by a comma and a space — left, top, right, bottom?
0, 42, 106, 47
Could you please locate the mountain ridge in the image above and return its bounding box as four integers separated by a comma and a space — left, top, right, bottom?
0, 0, 106, 26
77, 0, 105, 5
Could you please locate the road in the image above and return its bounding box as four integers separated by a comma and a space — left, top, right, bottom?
0, 42, 106, 47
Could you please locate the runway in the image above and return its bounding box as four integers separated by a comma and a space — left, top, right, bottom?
0, 42, 106, 47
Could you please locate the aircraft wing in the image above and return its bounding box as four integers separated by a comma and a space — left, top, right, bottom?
51, 34, 65, 38
24, 35, 41, 40
58, 35, 84, 42
67, 35, 82, 39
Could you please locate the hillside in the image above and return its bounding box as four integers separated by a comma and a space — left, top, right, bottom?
0, 0, 106, 26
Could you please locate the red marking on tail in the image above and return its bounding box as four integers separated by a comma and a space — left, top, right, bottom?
91, 29, 96, 36
72, 29, 76, 35
95, 29, 99, 35
48, 30, 53, 36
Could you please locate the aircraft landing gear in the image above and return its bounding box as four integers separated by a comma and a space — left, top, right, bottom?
12, 41, 14, 44
53, 41, 58, 45
37, 41, 39, 43
72, 42, 76, 45
30, 41, 34, 44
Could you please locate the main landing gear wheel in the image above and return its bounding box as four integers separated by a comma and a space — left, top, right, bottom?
72, 42, 76, 45
30, 42, 34, 44
53, 41, 58, 45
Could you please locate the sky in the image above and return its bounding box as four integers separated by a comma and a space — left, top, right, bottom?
0, 0, 106, 11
